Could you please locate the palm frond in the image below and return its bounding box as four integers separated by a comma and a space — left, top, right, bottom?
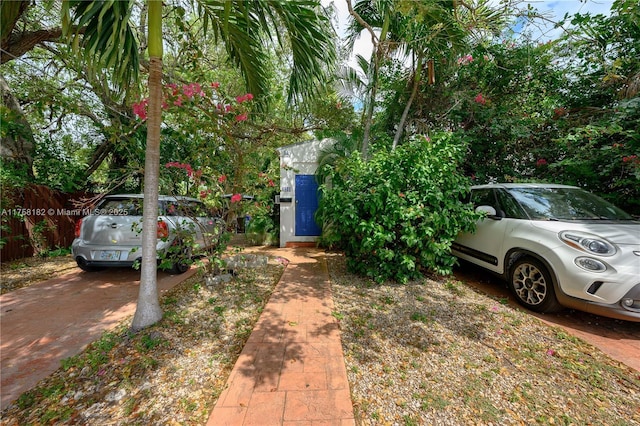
62, 0, 140, 90
196, 0, 337, 107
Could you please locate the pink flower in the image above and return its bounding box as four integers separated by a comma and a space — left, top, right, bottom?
218, 175, 227, 183
211, 82, 220, 89
457, 54, 474, 65
236, 93, 254, 103
231, 194, 242, 203
132, 99, 148, 120
166, 83, 179, 96
182, 83, 202, 98
235, 113, 248, 122
546, 349, 556, 357
536, 158, 548, 167
474, 93, 486, 105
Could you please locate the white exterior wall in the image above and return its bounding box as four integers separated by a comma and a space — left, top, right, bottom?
277, 139, 334, 247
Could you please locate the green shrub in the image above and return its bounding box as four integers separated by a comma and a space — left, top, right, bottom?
317, 132, 481, 283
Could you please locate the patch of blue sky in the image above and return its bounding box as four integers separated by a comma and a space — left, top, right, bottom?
506, 0, 614, 42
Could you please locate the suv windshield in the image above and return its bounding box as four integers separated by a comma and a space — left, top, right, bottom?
507, 187, 633, 221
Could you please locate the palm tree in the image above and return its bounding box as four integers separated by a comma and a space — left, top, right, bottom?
344, 0, 508, 153
62, 0, 336, 330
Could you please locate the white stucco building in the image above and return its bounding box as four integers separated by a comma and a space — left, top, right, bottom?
276, 139, 334, 247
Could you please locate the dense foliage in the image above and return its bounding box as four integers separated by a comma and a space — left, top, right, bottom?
1, 0, 638, 280
348, 0, 639, 215
317, 132, 481, 283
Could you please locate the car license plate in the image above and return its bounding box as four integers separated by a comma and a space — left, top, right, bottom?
100, 250, 120, 260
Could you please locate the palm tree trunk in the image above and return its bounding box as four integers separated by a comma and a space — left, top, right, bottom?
392, 57, 423, 151
357, 2, 390, 160
132, 0, 163, 331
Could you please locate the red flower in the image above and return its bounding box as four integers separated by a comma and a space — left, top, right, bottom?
474, 93, 486, 105
182, 83, 202, 98
218, 175, 227, 183
231, 194, 242, 203
268, 179, 275, 187
132, 99, 148, 120
236, 93, 254, 103
211, 82, 220, 89
235, 113, 248, 122
536, 158, 548, 167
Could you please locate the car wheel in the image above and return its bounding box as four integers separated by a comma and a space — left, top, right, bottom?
169, 245, 192, 274
509, 257, 563, 313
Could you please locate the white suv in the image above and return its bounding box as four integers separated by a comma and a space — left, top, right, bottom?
72, 194, 224, 274
452, 183, 640, 322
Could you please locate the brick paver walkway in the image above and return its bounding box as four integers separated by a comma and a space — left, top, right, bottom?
207, 248, 355, 425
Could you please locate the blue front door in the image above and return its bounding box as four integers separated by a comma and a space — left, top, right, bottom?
295, 175, 321, 236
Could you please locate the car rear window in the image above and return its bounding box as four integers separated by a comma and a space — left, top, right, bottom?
165, 200, 210, 217
97, 197, 211, 217
96, 198, 143, 215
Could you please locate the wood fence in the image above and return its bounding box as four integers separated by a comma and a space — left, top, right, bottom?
1, 185, 93, 262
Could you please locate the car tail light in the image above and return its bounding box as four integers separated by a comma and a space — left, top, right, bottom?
74, 218, 83, 238
157, 220, 169, 239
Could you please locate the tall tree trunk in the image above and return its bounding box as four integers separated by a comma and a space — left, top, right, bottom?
132, 0, 163, 331
392, 57, 423, 151
347, 0, 390, 160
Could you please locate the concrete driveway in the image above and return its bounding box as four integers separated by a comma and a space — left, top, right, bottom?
0, 266, 197, 410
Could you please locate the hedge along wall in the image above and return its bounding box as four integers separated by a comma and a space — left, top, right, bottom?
1, 185, 93, 262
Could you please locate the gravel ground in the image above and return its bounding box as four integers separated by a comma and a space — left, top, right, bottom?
327, 252, 640, 426
1, 250, 639, 425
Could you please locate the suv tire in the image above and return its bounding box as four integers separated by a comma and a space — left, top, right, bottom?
509, 257, 563, 313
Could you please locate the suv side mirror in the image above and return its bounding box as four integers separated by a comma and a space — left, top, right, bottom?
476, 205, 502, 220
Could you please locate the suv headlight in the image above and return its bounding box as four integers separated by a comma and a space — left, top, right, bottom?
559, 231, 617, 256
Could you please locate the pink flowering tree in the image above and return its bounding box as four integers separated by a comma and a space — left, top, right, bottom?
132, 80, 259, 223
133, 79, 285, 243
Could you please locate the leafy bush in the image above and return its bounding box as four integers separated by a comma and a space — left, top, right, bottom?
317, 132, 481, 283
